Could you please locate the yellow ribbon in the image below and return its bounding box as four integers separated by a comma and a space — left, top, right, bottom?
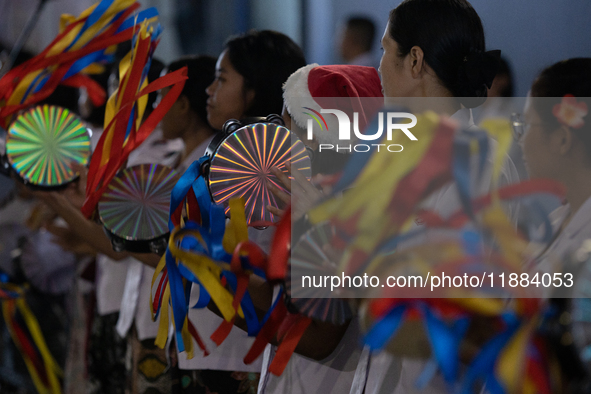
1, 298, 63, 394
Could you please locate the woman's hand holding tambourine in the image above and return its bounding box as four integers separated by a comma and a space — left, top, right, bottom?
267, 161, 325, 221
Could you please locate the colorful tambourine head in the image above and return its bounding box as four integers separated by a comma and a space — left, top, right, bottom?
207, 122, 312, 226
98, 163, 179, 253
6, 105, 90, 188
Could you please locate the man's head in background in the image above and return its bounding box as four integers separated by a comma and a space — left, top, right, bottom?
339, 16, 376, 65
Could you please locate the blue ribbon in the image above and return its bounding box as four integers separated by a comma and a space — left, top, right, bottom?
116, 7, 159, 33
165, 248, 189, 351
363, 304, 407, 351
65, 0, 115, 53
461, 313, 520, 394
420, 305, 469, 385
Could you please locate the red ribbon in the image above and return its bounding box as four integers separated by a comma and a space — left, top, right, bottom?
0, 4, 139, 127
82, 67, 188, 217
267, 207, 291, 281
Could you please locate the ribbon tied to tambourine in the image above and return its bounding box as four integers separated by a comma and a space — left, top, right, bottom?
282, 110, 566, 392
82, 18, 189, 219
150, 116, 313, 374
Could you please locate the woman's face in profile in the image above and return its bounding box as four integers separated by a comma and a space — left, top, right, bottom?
379, 23, 413, 99
205, 50, 254, 130
521, 98, 558, 180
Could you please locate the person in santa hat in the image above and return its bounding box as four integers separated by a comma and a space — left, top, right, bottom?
255, 63, 383, 394
267, 63, 383, 221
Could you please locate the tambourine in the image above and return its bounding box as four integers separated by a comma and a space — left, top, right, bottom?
285, 221, 353, 325
3, 105, 91, 189
98, 164, 180, 254
203, 115, 312, 226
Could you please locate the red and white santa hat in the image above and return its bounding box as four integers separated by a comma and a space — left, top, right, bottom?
283, 63, 383, 145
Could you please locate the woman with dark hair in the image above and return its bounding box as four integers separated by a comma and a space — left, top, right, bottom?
351, 1, 519, 393
519, 58, 591, 392
521, 58, 591, 273
205, 30, 306, 129
380, 0, 499, 111
169, 31, 306, 394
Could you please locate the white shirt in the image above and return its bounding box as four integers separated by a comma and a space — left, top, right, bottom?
258, 286, 362, 394
533, 197, 591, 276
97, 128, 181, 318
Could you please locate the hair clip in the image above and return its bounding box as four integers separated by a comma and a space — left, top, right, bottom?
552, 94, 588, 129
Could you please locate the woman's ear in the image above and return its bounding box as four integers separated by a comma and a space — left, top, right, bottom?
244, 88, 255, 111
176, 95, 191, 115
556, 125, 574, 156
408, 46, 425, 79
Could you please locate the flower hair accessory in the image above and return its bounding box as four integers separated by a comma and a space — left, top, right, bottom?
552, 94, 588, 129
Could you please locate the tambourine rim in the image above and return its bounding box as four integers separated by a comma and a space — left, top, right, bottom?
5, 105, 91, 188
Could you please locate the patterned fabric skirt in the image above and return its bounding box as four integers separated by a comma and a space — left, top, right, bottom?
168, 341, 260, 394
127, 328, 171, 394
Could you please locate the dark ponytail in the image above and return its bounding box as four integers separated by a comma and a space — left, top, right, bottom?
388, 0, 499, 108
167, 55, 217, 123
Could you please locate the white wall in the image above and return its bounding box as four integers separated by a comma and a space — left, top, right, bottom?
251, 0, 303, 46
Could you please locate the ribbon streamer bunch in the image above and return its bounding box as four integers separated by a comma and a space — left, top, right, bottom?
150, 156, 311, 376
1, 282, 63, 394
297, 112, 564, 393
0, 0, 159, 129
82, 14, 188, 217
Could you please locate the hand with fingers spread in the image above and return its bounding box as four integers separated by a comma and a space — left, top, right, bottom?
267, 161, 324, 221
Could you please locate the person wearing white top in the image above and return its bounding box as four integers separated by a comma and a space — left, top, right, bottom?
518, 60, 591, 273
194, 30, 306, 393
350, 1, 520, 393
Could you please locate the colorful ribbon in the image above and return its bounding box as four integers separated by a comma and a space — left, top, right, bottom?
0, 0, 158, 129
1, 282, 63, 394
82, 20, 188, 217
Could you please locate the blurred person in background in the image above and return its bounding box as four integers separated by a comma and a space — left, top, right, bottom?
338, 16, 378, 68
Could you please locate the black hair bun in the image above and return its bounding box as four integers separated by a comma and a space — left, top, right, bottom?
457, 49, 501, 108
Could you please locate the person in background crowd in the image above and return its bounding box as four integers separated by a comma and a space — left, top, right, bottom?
520, 58, 591, 273
123, 55, 217, 394
338, 16, 378, 68
255, 63, 383, 394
